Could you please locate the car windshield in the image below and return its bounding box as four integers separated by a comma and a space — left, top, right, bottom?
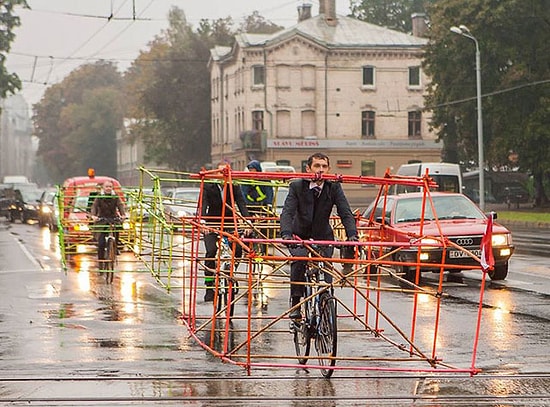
43, 190, 56, 203
395, 195, 484, 223
73, 196, 92, 213
20, 189, 43, 202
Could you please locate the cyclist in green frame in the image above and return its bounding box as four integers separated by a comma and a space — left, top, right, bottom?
90, 181, 126, 269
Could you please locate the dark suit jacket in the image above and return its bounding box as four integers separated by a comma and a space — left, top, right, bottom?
201, 182, 249, 225
280, 179, 357, 240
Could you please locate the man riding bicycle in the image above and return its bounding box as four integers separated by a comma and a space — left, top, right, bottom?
90, 181, 126, 268
280, 152, 358, 321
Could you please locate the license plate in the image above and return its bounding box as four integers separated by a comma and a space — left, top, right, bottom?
449, 249, 481, 259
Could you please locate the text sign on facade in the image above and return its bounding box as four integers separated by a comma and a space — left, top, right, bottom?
267, 139, 440, 150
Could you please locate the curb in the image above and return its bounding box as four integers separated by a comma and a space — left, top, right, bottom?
499, 220, 550, 229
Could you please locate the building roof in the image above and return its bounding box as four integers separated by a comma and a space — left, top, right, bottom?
210, 13, 427, 65
237, 14, 427, 50
210, 45, 232, 61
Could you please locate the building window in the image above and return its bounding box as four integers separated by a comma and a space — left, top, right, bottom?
409, 66, 420, 87
361, 110, 375, 138
252, 111, 264, 131
253, 65, 265, 86
362, 66, 375, 86
408, 111, 422, 137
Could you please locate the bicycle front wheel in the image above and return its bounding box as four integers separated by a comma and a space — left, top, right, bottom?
105, 236, 116, 283
315, 293, 337, 378
217, 262, 237, 318
293, 319, 311, 365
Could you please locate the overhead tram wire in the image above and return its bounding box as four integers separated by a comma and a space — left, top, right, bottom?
36, 1, 130, 86
83, 0, 156, 62
28, 0, 137, 87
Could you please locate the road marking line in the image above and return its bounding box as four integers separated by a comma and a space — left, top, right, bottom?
13, 234, 43, 270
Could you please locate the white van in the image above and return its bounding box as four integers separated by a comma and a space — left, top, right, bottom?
260, 161, 296, 173
394, 162, 462, 194
3, 175, 31, 184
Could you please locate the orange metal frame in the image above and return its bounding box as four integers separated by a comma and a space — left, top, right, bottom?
178, 165, 490, 376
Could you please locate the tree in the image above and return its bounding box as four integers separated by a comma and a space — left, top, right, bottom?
0, 0, 29, 99
33, 61, 123, 182
423, 0, 550, 204
0, 0, 28, 99
350, 0, 428, 32
125, 7, 241, 172
239, 10, 283, 34
62, 87, 122, 177
197, 17, 235, 46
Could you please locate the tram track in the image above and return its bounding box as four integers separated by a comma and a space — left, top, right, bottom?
2, 373, 549, 406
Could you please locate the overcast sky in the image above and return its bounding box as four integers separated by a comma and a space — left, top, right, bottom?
6, 0, 352, 109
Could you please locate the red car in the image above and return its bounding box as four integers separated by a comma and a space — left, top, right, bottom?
359, 192, 514, 282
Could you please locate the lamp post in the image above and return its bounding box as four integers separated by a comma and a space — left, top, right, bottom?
450, 25, 484, 210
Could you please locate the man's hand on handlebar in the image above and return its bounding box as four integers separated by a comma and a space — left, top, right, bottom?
282, 234, 299, 249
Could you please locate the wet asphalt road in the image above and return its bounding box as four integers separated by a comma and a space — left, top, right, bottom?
0, 220, 549, 406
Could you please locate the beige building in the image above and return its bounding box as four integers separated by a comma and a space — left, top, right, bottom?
208, 1, 441, 204
0, 94, 34, 183
116, 119, 167, 187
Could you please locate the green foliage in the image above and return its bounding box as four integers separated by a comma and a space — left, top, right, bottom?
497, 211, 550, 225
0, 0, 29, 98
124, 7, 212, 172
239, 10, 284, 34
124, 7, 282, 172
424, 0, 550, 204
33, 61, 123, 182
350, 0, 429, 32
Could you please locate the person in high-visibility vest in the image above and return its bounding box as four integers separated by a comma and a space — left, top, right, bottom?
241, 160, 274, 216
242, 160, 274, 256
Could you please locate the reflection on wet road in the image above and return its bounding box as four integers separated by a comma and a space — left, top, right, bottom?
1, 221, 549, 405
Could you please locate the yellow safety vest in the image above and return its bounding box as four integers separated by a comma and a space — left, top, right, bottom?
247, 185, 267, 202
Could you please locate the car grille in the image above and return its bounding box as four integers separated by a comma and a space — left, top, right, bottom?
448, 235, 483, 247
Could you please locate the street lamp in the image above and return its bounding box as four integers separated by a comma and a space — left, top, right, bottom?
450, 24, 485, 210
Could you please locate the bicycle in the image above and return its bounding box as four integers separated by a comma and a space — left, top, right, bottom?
97, 217, 121, 284
248, 230, 269, 310
291, 243, 338, 378
216, 234, 239, 317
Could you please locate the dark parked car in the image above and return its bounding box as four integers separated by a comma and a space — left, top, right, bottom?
360, 192, 514, 282
8, 187, 43, 223
0, 185, 13, 219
